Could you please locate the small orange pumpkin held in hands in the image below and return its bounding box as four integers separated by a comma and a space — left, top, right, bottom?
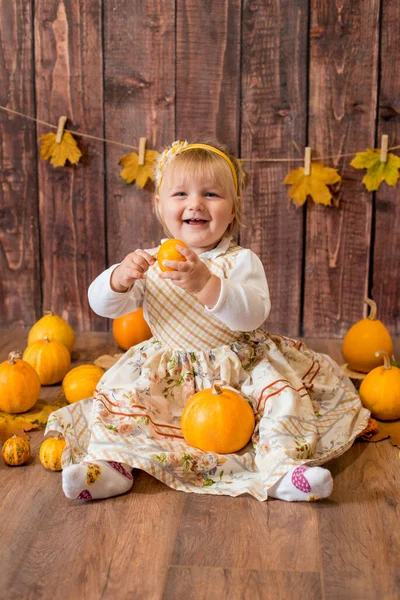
157, 239, 188, 272
39, 437, 66, 471
113, 308, 152, 350
2, 435, 30, 466
23, 337, 71, 385
359, 351, 400, 420
0, 351, 41, 413
181, 380, 255, 454
342, 298, 393, 373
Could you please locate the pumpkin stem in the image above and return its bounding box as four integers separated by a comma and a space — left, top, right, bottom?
375, 351, 391, 370
8, 351, 23, 364
44, 311, 54, 316
44, 336, 50, 343
212, 380, 226, 394
364, 298, 377, 320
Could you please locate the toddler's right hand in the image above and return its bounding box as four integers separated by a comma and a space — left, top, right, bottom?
110, 250, 156, 292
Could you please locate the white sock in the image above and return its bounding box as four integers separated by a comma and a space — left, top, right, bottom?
268, 465, 333, 502
62, 460, 134, 500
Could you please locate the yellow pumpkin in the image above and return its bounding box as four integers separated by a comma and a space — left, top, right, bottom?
158, 239, 188, 272
62, 364, 105, 404
28, 312, 75, 353
2, 435, 30, 466
23, 337, 71, 385
39, 437, 66, 471
181, 381, 255, 454
342, 298, 393, 373
112, 308, 152, 350
359, 351, 400, 420
0, 351, 41, 413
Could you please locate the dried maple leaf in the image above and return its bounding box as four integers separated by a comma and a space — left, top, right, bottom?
119, 150, 158, 187
283, 163, 341, 207
366, 419, 400, 448
0, 398, 68, 442
40, 131, 82, 167
350, 148, 400, 191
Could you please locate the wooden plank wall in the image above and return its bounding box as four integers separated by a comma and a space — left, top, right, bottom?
0, 0, 399, 337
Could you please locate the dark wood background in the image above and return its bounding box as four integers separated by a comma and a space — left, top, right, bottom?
0, 0, 399, 338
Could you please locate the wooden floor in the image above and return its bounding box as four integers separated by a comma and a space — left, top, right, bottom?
1, 331, 399, 600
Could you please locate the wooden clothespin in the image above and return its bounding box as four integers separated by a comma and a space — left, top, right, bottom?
380, 134, 389, 163
304, 147, 312, 176
55, 116, 67, 143
138, 137, 147, 166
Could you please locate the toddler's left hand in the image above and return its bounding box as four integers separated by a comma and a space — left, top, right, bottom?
160, 245, 211, 294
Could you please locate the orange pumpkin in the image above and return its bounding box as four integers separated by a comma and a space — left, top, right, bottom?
0, 351, 41, 413
181, 381, 255, 454
158, 239, 188, 272
39, 437, 66, 471
28, 312, 75, 353
112, 308, 152, 350
342, 298, 393, 373
2, 435, 30, 466
62, 364, 105, 403
23, 337, 71, 385
359, 351, 400, 420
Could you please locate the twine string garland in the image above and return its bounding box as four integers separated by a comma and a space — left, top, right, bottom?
1, 105, 399, 163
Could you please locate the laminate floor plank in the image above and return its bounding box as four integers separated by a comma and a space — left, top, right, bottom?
0, 332, 399, 600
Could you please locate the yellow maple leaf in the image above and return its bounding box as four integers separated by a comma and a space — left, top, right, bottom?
0, 398, 68, 442
119, 150, 158, 187
39, 131, 82, 167
350, 148, 400, 191
283, 163, 341, 207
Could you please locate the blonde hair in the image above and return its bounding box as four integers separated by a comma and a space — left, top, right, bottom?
154, 140, 246, 237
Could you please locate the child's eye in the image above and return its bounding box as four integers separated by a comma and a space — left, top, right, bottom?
173, 192, 187, 197
205, 192, 218, 197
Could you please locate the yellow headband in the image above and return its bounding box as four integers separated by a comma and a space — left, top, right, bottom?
180, 143, 238, 193
156, 141, 238, 193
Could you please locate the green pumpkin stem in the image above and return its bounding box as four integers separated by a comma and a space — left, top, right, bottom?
375, 351, 391, 370
364, 298, 377, 320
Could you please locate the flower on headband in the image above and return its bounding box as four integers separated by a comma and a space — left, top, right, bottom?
155, 140, 188, 189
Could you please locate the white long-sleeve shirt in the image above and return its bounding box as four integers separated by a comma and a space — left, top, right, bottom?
88, 246, 271, 332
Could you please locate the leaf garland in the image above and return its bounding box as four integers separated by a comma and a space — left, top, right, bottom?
119, 150, 158, 187
350, 148, 400, 191
39, 131, 82, 167
283, 163, 341, 207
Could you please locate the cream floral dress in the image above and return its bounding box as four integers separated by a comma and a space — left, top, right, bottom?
46, 240, 370, 501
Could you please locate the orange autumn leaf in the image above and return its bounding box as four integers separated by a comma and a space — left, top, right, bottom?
0, 398, 68, 443
119, 150, 158, 187
368, 419, 400, 448
40, 131, 82, 167
283, 163, 341, 207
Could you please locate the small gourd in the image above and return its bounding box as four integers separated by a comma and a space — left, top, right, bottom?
23, 337, 71, 385
62, 364, 105, 404
181, 380, 255, 454
342, 298, 393, 373
0, 351, 41, 413
113, 308, 152, 350
39, 437, 66, 471
359, 351, 400, 421
2, 435, 30, 466
28, 312, 75, 353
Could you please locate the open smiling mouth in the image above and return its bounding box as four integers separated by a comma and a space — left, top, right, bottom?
183, 219, 209, 225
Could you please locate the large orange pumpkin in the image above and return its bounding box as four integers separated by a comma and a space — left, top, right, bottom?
23, 337, 71, 385
181, 381, 255, 454
158, 239, 188, 272
359, 351, 400, 420
112, 308, 152, 350
0, 351, 41, 413
342, 298, 393, 373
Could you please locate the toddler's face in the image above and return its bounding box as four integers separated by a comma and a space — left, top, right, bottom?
156, 171, 235, 254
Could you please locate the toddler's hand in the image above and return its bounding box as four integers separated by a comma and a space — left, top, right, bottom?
111, 250, 156, 292
159, 245, 211, 294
